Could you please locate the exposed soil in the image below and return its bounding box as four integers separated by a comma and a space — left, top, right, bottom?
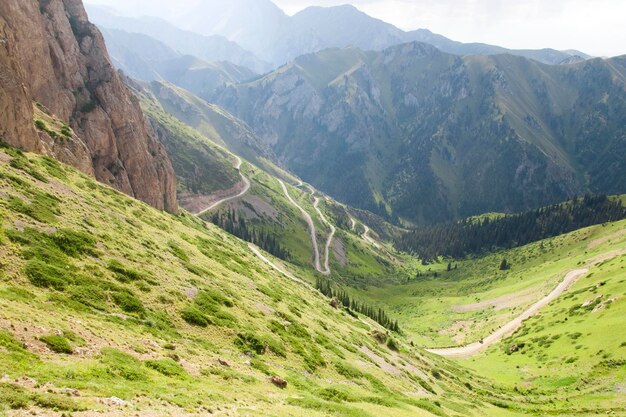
451, 287, 540, 313
427, 268, 589, 358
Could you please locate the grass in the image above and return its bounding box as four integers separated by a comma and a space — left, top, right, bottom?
1, 147, 624, 416
0, 148, 504, 417
40, 335, 73, 354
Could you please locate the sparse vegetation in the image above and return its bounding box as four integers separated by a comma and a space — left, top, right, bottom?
40, 334, 73, 354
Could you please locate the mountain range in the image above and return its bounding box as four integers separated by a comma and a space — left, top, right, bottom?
87, 2, 589, 69
100, 28, 257, 99
213, 43, 626, 224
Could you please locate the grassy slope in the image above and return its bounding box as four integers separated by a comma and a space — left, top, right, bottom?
459, 221, 626, 413
354, 216, 626, 415
141, 81, 274, 169
127, 76, 397, 285
138, 89, 240, 196
199, 158, 399, 284
1, 147, 531, 417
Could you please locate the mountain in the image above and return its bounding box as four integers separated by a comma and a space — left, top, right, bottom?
404, 28, 591, 64
85, 5, 271, 73
2, 145, 625, 415
136, 81, 274, 166
98, 27, 180, 80
156, 2, 589, 67
0, 0, 176, 212
100, 28, 257, 98
168, 0, 288, 55
213, 43, 626, 224
120, 77, 241, 201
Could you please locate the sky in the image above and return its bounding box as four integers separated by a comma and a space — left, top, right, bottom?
273, 0, 625, 57
86, 0, 626, 57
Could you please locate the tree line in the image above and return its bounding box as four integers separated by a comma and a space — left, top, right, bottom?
315, 277, 400, 332
210, 209, 291, 261
396, 194, 626, 262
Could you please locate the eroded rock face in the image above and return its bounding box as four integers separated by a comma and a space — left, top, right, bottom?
0, 0, 177, 212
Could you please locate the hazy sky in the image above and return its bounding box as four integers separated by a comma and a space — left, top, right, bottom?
86, 0, 626, 57
273, 0, 625, 57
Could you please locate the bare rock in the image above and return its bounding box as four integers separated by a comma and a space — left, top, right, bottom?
103, 396, 127, 407
269, 376, 287, 389
0, 0, 177, 213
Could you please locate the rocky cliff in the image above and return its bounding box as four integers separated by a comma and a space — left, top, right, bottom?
0, 0, 177, 212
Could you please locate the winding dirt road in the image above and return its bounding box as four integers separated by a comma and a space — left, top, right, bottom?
427, 268, 589, 358
279, 180, 336, 275
279, 180, 323, 273
195, 156, 250, 216
362, 224, 382, 249
313, 197, 336, 275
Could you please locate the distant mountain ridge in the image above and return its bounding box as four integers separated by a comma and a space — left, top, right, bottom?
87, 1, 590, 69
100, 28, 257, 98
165, 1, 591, 66
86, 5, 271, 73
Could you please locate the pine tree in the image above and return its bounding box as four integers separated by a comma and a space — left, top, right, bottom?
499, 258, 509, 271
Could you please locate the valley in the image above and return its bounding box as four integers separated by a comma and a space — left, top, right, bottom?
0, 0, 625, 416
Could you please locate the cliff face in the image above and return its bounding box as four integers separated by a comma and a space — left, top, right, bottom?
0, 0, 177, 212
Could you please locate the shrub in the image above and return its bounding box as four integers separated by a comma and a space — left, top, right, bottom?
33, 393, 83, 411
235, 332, 266, 355
168, 241, 189, 262
68, 285, 107, 310
51, 229, 95, 257
335, 362, 364, 379
112, 290, 144, 315
250, 358, 272, 375
0, 330, 27, 353
8, 192, 59, 223
196, 289, 233, 308
183, 262, 207, 276
317, 386, 357, 403
107, 260, 145, 282
34, 120, 46, 131
25, 260, 70, 291
100, 348, 146, 381
40, 335, 73, 354
60, 125, 72, 138
386, 337, 399, 351
0, 383, 30, 409
145, 358, 186, 377
181, 307, 209, 327
211, 310, 238, 328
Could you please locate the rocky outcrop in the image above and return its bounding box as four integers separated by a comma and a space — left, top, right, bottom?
0, 0, 177, 212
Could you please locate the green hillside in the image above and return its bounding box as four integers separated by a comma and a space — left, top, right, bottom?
126, 77, 402, 287
138, 81, 275, 168
134, 80, 241, 198
344, 214, 626, 414
0, 146, 547, 417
